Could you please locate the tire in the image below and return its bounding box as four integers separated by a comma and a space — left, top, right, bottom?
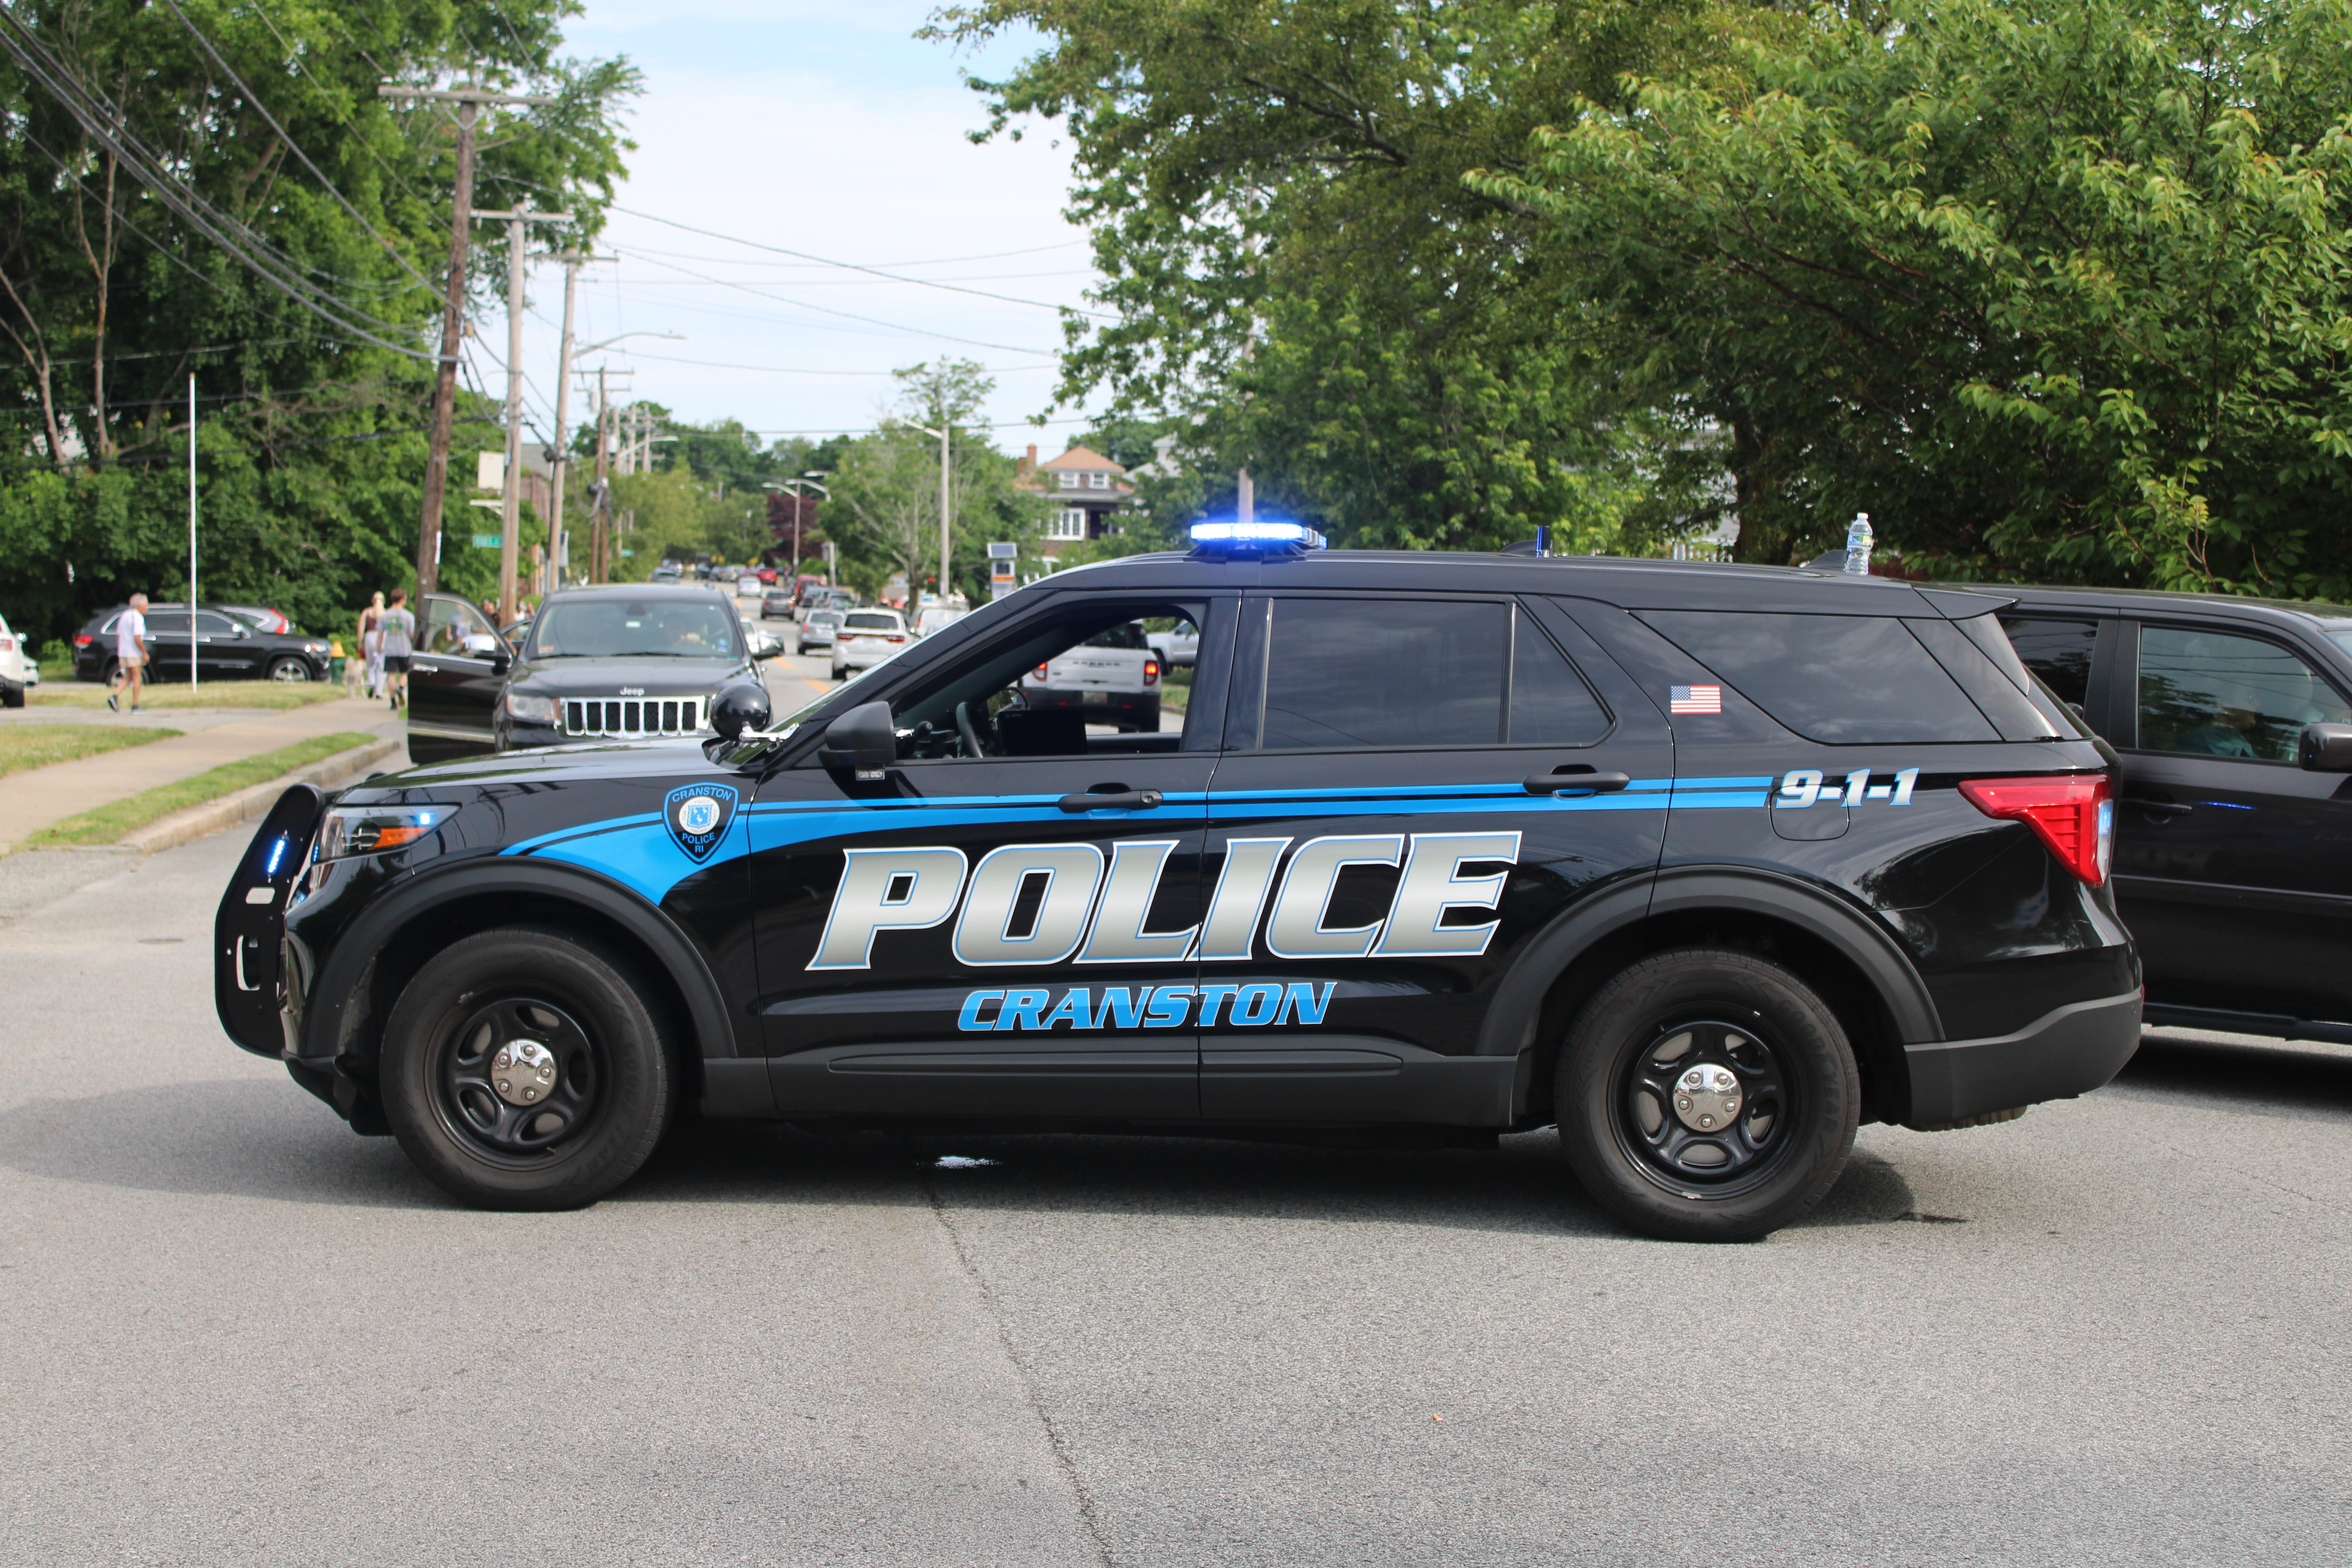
831, 661, 846, 681
379, 926, 673, 1210
101, 657, 121, 687
0, 681, 22, 709
1555, 947, 1859, 1242
267, 655, 312, 682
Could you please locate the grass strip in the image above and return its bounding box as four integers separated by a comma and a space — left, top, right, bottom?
0, 723, 184, 780
24, 731, 380, 849
31, 679, 348, 711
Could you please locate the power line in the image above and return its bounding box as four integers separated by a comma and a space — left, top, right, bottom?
617, 350, 1059, 376
610, 247, 1055, 356
615, 239, 1091, 271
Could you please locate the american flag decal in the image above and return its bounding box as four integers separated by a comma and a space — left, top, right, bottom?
1670, 684, 1722, 714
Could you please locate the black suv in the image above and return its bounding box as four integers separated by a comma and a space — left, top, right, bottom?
73, 604, 331, 683
403, 585, 765, 763
217, 538, 2139, 1241
1997, 587, 2352, 1045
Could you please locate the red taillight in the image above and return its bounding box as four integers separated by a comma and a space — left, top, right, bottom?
74, 633, 93, 648
885, 633, 906, 643
0, 637, 12, 653
1959, 774, 2114, 886
1143, 655, 1161, 686
1032, 663, 1050, 682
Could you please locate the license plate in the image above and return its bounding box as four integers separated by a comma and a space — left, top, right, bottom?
1084, 689, 1110, 704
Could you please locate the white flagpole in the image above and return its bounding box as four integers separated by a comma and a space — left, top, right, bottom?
188, 374, 197, 695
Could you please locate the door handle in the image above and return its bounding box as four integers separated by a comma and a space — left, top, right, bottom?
1524, 771, 1631, 795
412, 661, 439, 675
2124, 798, 2192, 818
1059, 789, 1163, 812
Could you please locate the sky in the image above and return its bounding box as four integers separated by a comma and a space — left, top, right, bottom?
468, 0, 1102, 462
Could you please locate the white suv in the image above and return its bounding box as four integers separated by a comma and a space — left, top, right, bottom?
1018, 618, 1161, 732
831, 609, 910, 681
0, 611, 37, 707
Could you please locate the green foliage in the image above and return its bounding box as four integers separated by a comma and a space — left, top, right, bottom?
1474, 0, 2352, 592
0, 0, 637, 637
935, 0, 1756, 552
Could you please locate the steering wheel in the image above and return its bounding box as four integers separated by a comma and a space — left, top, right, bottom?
956, 700, 994, 759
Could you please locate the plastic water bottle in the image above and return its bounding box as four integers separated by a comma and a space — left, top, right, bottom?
1843, 512, 1874, 576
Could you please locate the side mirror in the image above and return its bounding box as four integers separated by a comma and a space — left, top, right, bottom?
711, 681, 772, 740
817, 699, 897, 779
2299, 722, 2352, 771
488, 651, 512, 677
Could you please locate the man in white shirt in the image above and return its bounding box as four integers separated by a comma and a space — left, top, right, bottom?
109, 592, 149, 712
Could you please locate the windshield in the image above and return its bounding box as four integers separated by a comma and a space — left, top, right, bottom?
528, 598, 741, 659
844, 612, 900, 632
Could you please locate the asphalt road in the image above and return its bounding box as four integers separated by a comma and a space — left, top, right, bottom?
3, 822, 2348, 1563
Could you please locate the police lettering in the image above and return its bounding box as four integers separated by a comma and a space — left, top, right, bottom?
808, 830, 1522, 972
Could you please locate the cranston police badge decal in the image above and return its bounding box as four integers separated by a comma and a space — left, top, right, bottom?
664, 782, 738, 863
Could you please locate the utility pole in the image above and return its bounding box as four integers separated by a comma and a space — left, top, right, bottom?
475, 207, 568, 625
380, 82, 554, 598
592, 366, 611, 583
548, 252, 589, 590
913, 421, 952, 599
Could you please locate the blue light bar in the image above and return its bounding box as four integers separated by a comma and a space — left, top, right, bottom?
1188, 519, 1327, 551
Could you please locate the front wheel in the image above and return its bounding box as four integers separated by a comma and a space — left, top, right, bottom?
267, 655, 312, 682
831, 660, 846, 681
1556, 948, 1858, 1242
379, 927, 672, 1210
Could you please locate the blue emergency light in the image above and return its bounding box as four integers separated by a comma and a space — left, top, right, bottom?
1187, 518, 1327, 558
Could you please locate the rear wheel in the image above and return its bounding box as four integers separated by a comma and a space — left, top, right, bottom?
380, 926, 672, 1210
1556, 947, 1858, 1242
0, 682, 21, 709
831, 659, 846, 681
267, 655, 312, 682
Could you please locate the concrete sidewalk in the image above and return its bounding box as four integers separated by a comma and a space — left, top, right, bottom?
0, 696, 407, 852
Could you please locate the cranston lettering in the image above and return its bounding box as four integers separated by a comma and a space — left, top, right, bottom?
957, 982, 1337, 1033
810, 829, 1521, 972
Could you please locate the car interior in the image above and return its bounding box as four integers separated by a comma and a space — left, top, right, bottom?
2136, 626, 2351, 760
891, 600, 1203, 761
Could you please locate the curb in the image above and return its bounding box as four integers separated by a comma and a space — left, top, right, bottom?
118, 736, 405, 854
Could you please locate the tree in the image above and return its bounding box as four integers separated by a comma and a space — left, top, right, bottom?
0, 0, 636, 636
933, 0, 1759, 551
828, 360, 1049, 599
1473, 0, 2352, 592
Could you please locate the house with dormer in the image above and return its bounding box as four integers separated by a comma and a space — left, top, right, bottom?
1018, 444, 1135, 561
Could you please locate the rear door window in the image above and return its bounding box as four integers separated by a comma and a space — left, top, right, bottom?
1998, 616, 2098, 708
1509, 608, 1611, 745
1257, 598, 1506, 749
1638, 611, 1997, 744
2136, 625, 2350, 761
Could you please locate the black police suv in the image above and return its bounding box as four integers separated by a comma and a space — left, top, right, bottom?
403, 584, 764, 764
73, 604, 332, 683
217, 530, 2140, 1241
1996, 586, 2352, 1046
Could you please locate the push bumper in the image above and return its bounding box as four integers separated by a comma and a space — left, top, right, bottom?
1902, 991, 2142, 1125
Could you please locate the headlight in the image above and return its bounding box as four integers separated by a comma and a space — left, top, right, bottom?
305, 641, 327, 654
318, 806, 443, 860
506, 690, 560, 726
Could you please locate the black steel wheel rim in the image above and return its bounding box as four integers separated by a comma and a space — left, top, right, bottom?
1609, 1014, 1798, 1199
430, 993, 603, 1167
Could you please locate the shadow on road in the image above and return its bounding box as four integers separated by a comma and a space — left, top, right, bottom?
3, 1076, 1925, 1234
2110, 1031, 2352, 1117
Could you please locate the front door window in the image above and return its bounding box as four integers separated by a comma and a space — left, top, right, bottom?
2136, 626, 2349, 760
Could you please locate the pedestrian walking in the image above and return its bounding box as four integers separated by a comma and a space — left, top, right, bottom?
358, 592, 385, 699
379, 588, 417, 710
107, 592, 149, 712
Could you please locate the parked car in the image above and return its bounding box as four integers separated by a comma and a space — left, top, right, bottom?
71, 603, 330, 684
755, 566, 779, 586
799, 609, 846, 653
1146, 621, 1200, 668
1997, 585, 2352, 1045
0, 609, 35, 707
831, 608, 910, 681
736, 573, 762, 597
760, 588, 797, 621
217, 605, 292, 635
403, 585, 759, 762
1018, 617, 1162, 732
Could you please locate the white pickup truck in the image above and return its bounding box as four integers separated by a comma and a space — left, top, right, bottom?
1019, 619, 1161, 732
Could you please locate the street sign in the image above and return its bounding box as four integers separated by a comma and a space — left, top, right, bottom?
986, 542, 1018, 559
472, 534, 501, 548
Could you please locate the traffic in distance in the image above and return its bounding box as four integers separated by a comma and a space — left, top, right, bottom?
217, 523, 2170, 1241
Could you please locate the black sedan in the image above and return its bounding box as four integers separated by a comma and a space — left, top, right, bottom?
72, 603, 331, 684
405, 584, 774, 764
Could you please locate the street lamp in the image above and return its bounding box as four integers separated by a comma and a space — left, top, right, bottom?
763, 477, 829, 575
909, 425, 949, 602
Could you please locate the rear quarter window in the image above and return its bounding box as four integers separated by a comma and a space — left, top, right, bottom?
1637, 611, 1998, 744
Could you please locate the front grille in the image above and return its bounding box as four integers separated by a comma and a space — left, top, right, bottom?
563, 695, 710, 738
